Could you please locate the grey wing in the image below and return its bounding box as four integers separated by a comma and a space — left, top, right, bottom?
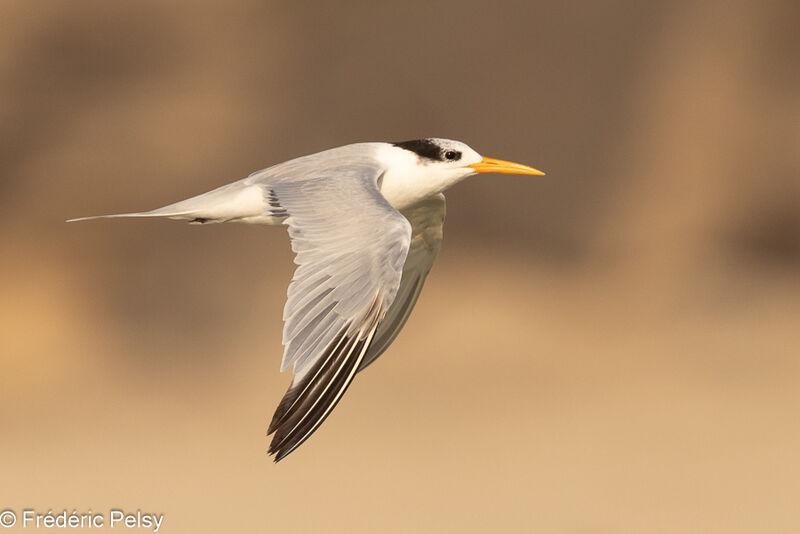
266, 165, 412, 461
358, 194, 445, 372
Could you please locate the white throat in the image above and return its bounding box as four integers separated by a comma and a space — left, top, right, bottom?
375, 144, 478, 211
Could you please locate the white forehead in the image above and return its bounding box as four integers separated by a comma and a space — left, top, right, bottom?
426, 138, 482, 166
428, 138, 478, 155
376, 138, 482, 169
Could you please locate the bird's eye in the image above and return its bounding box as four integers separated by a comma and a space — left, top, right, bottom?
444, 150, 460, 161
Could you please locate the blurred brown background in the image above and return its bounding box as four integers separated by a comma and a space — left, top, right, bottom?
1, 0, 799, 532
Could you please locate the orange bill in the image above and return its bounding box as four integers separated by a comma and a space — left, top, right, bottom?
467, 156, 545, 176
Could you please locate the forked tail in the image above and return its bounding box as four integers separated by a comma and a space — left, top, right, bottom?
67, 182, 269, 224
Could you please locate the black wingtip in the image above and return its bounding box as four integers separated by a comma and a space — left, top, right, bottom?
266, 331, 369, 462
268, 383, 303, 435
270, 445, 291, 463
267, 329, 348, 438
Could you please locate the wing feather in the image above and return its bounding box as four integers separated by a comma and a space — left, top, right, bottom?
358, 194, 446, 372
265, 164, 412, 461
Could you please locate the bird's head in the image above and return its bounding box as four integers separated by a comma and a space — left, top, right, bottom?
378, 138, 544, 209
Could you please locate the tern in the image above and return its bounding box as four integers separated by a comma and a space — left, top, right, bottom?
69, 138, 544, 461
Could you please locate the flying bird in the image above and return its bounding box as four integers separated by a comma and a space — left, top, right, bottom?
69, 138, 544, 461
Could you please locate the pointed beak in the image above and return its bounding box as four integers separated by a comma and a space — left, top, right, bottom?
467, 156, 545, 176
